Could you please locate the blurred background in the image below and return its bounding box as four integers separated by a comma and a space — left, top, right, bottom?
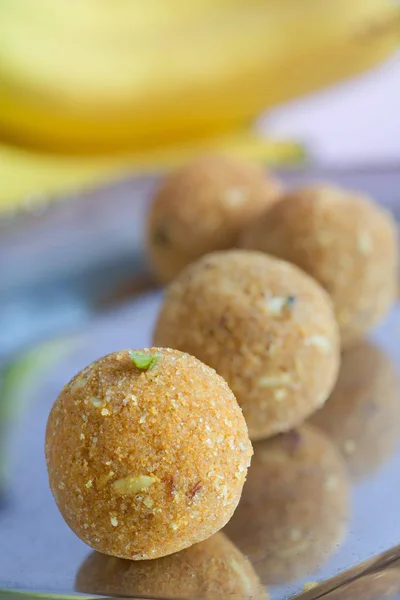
1, 0, 399, 357
0, 0, 399, 201
1, 2, 400, 598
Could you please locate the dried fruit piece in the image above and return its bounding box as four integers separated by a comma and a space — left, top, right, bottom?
129, 351, 161, 370
112, 474, 158, 496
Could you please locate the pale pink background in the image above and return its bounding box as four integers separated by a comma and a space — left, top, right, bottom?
262, 53, 400, 166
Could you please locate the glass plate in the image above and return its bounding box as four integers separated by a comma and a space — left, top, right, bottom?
1, 290, 400, 600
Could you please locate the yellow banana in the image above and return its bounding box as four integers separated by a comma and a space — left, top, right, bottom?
0, 0, 398, 153
0, 0, 398, 213
0, 133, 304, 213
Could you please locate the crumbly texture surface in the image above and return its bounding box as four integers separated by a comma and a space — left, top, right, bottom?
76, 533, 268, 600
146, 155, 281, 283
240, 183, 398, 346
153, 250, 340, 440
224, 424, 350, 585
310, 341, 400, 481
45, 348, 252, 559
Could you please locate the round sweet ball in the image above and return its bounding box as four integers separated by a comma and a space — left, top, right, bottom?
45, 347, 252, 560
76, 533, 268, 600
310, 341, 400, 481
240, 183, 398, 347
146, 155, 282, 283
224, 425, 350, 585
153, 250, 340, 440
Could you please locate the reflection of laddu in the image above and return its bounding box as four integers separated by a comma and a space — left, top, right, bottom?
76, 532, 268, 600
225, 424, 350, 585
310, 341, 400, 481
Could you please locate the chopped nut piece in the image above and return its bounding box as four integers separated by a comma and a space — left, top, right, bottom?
259, 373, 291, 388
91, 397, 104, 408
123, 394, 138, 406
143, 497, 154, 509
265, 295, 296, 316
274, 389, 287, 401
358, 231, 372, 254
112, 474, 158, 496
187, 481, 203, 500
265, 296, 287, 316
305, 335, 331, 354
165, 474, 177, 498
97, 471, 115, 490
129, 351, 161, 370
71, 376, 88, 392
